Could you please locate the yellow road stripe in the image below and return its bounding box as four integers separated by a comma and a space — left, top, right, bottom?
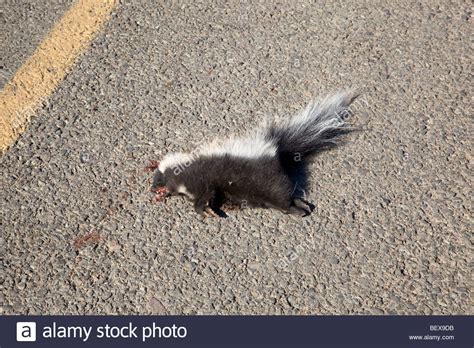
0, 0, 117, 153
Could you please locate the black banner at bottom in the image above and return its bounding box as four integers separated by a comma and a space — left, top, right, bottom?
1, 315, 472, 347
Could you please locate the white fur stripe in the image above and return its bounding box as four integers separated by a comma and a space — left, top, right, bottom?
159, 133, 277, 173
199, 133, 277, 159
158, 152, 194, 173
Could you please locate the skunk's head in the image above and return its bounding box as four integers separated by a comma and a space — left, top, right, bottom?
151, 170, 167, 192
151, 169, 183, 197
151, 152, 194, 198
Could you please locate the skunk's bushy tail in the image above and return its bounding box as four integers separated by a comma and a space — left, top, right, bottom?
267, 90, 358, 157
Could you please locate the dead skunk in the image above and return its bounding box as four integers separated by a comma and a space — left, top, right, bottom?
152, 90, 359, 217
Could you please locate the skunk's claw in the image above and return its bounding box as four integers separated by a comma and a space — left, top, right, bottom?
292, 197, 315, 213
288, 197, 315, 217
194, 203, 220, 218
204, 206, 220, 218
287, 206, 311, 217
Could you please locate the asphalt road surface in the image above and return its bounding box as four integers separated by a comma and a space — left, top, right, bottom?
1, 0, 472, 314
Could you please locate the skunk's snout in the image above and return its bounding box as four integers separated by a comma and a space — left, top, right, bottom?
151, 170, 166, 191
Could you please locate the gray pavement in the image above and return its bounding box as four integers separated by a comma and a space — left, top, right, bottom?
1, 0, 472, 314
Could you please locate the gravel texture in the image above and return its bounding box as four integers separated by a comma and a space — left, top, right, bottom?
1, 0, 472, 315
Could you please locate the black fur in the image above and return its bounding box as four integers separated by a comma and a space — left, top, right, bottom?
153, 156, 312, 216
266, 123, 354, 199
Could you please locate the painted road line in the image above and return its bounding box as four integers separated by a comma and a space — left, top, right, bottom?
0, 0, 117, 153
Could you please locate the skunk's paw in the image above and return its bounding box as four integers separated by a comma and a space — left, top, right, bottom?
286, 206, 311, 217
204, 206, 220, 218
196, 202, 228, 218
293, 197, 315, 212
289, 197, 315, 217
203, 207, 228, 218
